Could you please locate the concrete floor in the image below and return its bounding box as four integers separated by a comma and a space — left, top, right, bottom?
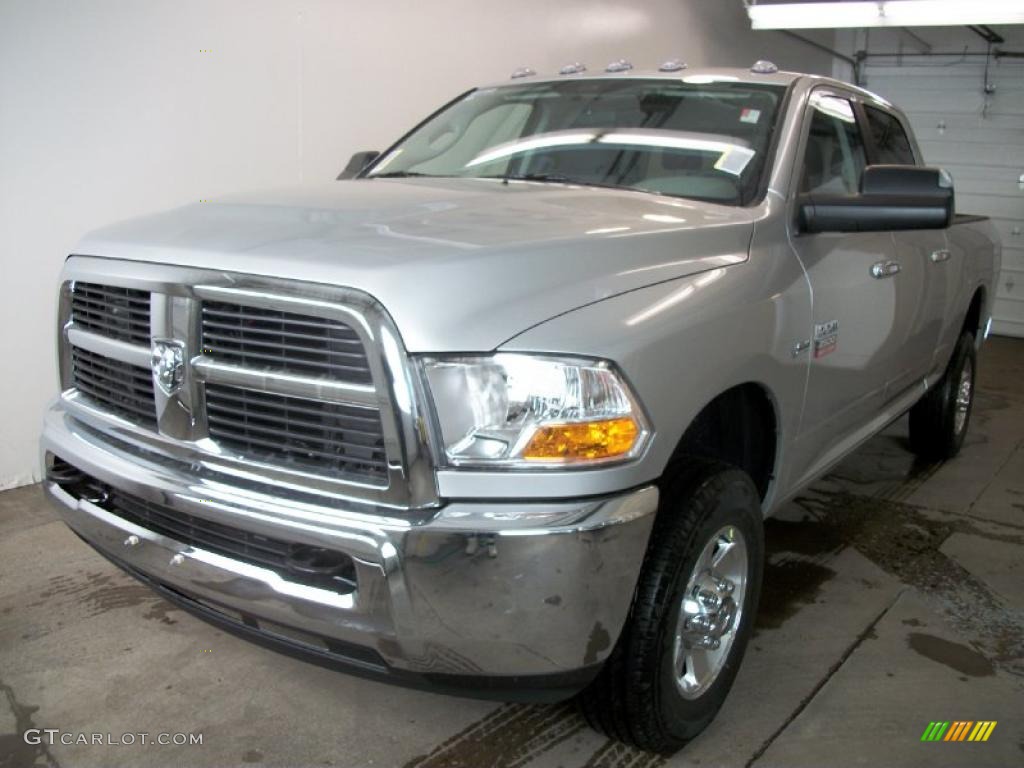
2, 337, 1023, 768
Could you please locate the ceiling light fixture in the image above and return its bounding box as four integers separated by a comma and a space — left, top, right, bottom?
746, 1, 1024, 30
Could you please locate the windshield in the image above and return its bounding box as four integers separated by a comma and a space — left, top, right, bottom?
366, 78, 786, 205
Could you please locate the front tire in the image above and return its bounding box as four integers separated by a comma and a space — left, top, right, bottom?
909, 331, 977, 460
578, 460, 764, 754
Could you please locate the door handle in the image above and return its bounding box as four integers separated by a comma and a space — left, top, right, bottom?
870, 260, 901, 279
930, 249, 951, 263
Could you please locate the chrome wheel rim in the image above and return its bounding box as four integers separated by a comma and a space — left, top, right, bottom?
672, 525, 748, 699
954, 358, 973, 435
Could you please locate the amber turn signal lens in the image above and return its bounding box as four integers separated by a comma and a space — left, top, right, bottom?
522, 417, 640, 462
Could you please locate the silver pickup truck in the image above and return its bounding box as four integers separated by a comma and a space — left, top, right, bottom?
41, 62, 999, 752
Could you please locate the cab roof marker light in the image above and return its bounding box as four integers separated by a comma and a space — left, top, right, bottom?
510, 66, 535, 79
659, 58, 687, 72
559, 62, 587, 75
751, 60, 779, 74
605, 59, 633, 73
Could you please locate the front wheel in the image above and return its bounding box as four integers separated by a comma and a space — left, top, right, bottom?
909, 331, 977, 460
578, 460, 764, 754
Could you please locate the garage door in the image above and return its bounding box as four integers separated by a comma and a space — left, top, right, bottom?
863, 57, 1024, 338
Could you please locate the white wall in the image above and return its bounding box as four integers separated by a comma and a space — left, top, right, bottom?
0, 0, 835, 489
843, 24, 1024, 57
833, 24, 1024, 84
849, 25, 1024, 338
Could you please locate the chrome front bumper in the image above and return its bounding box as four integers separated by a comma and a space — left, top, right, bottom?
41, 403, 657, 699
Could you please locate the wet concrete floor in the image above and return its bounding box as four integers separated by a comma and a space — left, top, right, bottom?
2, 337, 1022, 767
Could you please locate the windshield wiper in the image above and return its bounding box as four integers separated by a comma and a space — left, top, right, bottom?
494, 172, 577, 186
369, 171, 446, 179
489, 172, 643, 195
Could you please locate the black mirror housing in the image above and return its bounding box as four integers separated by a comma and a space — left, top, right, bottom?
799, 165, 954, 234
337, 150, 381, 180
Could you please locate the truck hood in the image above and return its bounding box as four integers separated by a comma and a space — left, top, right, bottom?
77, 178, 755, 352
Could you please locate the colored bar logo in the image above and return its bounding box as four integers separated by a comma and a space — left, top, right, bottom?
921, 721, 997, 742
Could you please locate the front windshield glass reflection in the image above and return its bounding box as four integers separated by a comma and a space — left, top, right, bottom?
367, 79, 786, 205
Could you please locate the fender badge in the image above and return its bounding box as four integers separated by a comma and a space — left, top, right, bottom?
813, 320, 838, 359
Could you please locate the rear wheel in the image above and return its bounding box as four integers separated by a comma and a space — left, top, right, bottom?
909, 331, 977, 460
578, 460, 764, 753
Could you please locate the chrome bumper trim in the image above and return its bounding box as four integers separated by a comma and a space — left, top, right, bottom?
42, 402, 658, 679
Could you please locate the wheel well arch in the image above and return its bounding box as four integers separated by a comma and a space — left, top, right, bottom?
665, 382, 778, 501
962, 286, 986, 338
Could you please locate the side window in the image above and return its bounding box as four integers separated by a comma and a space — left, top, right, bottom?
799, 95, 867, 195
864, 106, 916, 165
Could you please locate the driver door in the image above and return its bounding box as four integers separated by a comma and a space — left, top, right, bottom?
788, 90, 910, 482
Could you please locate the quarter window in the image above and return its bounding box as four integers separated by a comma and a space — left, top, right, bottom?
799, 95, 867, 195
865, 106, 916, 165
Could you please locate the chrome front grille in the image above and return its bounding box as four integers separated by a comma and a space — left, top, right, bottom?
205, 383, 388, 482
70, 282, 151, 345
201, 301, 372, 384
58, 260, 437, 510
70, 346, 157, 429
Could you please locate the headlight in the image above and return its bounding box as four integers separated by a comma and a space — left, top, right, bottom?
421, 354, 650, 468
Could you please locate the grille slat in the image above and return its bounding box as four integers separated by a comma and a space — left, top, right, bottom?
72, 300, 150, 320
201, 308, 362, 334
72, 380, 152, 410
205, 425, 378, 461
71, 282, 150, 345
71, 357, 150, 385
202, 331, 369, 361
73, 386, 155, 423
71, 347, 156, 428
73, 368, 153, 400
199, 347, 372, 377
204, 383, 388, 482
49, 459, 357, 593
73, 293, 150, 311
70, 312, 150, 342
203, 388, 382, 426
71, 357, 154, 393
200, 301, 372, 384
204, 410, 384, 445
201, 323, 365, 347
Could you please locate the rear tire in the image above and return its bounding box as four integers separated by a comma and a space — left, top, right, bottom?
909, 331, 977, 460
578, 460, 764, 754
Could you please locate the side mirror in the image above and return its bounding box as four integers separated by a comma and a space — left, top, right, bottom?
337, 150, 381, 180
799, 165, 954, 234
